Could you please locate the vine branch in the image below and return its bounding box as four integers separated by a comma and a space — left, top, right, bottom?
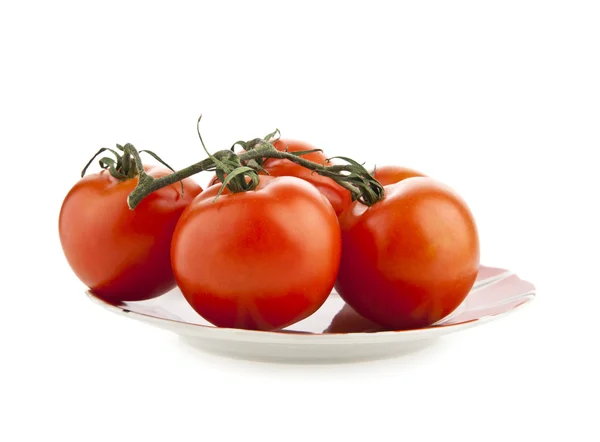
125, 139, 384, 209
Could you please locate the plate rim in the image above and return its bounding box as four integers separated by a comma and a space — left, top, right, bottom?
86, 278, 535, 345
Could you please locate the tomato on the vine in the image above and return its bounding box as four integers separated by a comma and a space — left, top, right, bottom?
171, 175, 342, 331
335, 177, 479, 330
59, 166, 202, 303
209, 139, 352, 215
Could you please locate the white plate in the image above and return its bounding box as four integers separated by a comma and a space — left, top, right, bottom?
87, 265, 535, 363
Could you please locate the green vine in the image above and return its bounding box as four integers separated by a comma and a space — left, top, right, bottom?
82, 117, 386, 209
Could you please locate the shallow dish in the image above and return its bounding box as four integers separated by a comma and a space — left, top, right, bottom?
87, 265, 535, 363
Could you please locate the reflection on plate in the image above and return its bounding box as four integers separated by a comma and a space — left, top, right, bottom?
87, 265, 535, 363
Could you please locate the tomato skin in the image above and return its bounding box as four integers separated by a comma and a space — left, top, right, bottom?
59, 167, 202, 303
270, 139, 329, 164
372, 165, 425, 187
263, 139, 352, 216
171, 176, 342, 331
335, 177, 479, 330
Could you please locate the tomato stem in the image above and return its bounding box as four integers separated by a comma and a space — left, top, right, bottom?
124, 118, 385, 209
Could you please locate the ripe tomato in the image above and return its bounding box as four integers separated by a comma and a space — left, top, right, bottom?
263, 139, 352, 215
372, 165, 425, 186
335, 177, 480, 330
59, 167, 202, 303
171, 176, 342, 331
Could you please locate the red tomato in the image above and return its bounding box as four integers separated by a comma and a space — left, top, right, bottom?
59, 167, 202, 303
335, 177, 480, 330
263, 139, 352, 215
171, 176, 342, 331
372, 165, 425, 186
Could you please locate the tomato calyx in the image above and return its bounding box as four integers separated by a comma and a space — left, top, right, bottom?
81, 143, 185, 199
81, 144, 176, 181
230, 128, 282, 166
196, 116, 261, 199
81, 145, 137, 180
323, 156, 384, 206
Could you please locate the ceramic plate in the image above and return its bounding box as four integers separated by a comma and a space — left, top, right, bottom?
87, 265, 535, 363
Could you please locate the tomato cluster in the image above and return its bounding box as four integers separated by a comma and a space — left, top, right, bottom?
60, 137, 479, 332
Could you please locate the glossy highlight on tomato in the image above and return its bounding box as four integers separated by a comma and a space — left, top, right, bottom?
171, 175, 342, 331
59, 167, 202, 303
335, 177, 480, 330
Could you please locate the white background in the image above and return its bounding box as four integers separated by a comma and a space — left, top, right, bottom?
1, 1, 599, 441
